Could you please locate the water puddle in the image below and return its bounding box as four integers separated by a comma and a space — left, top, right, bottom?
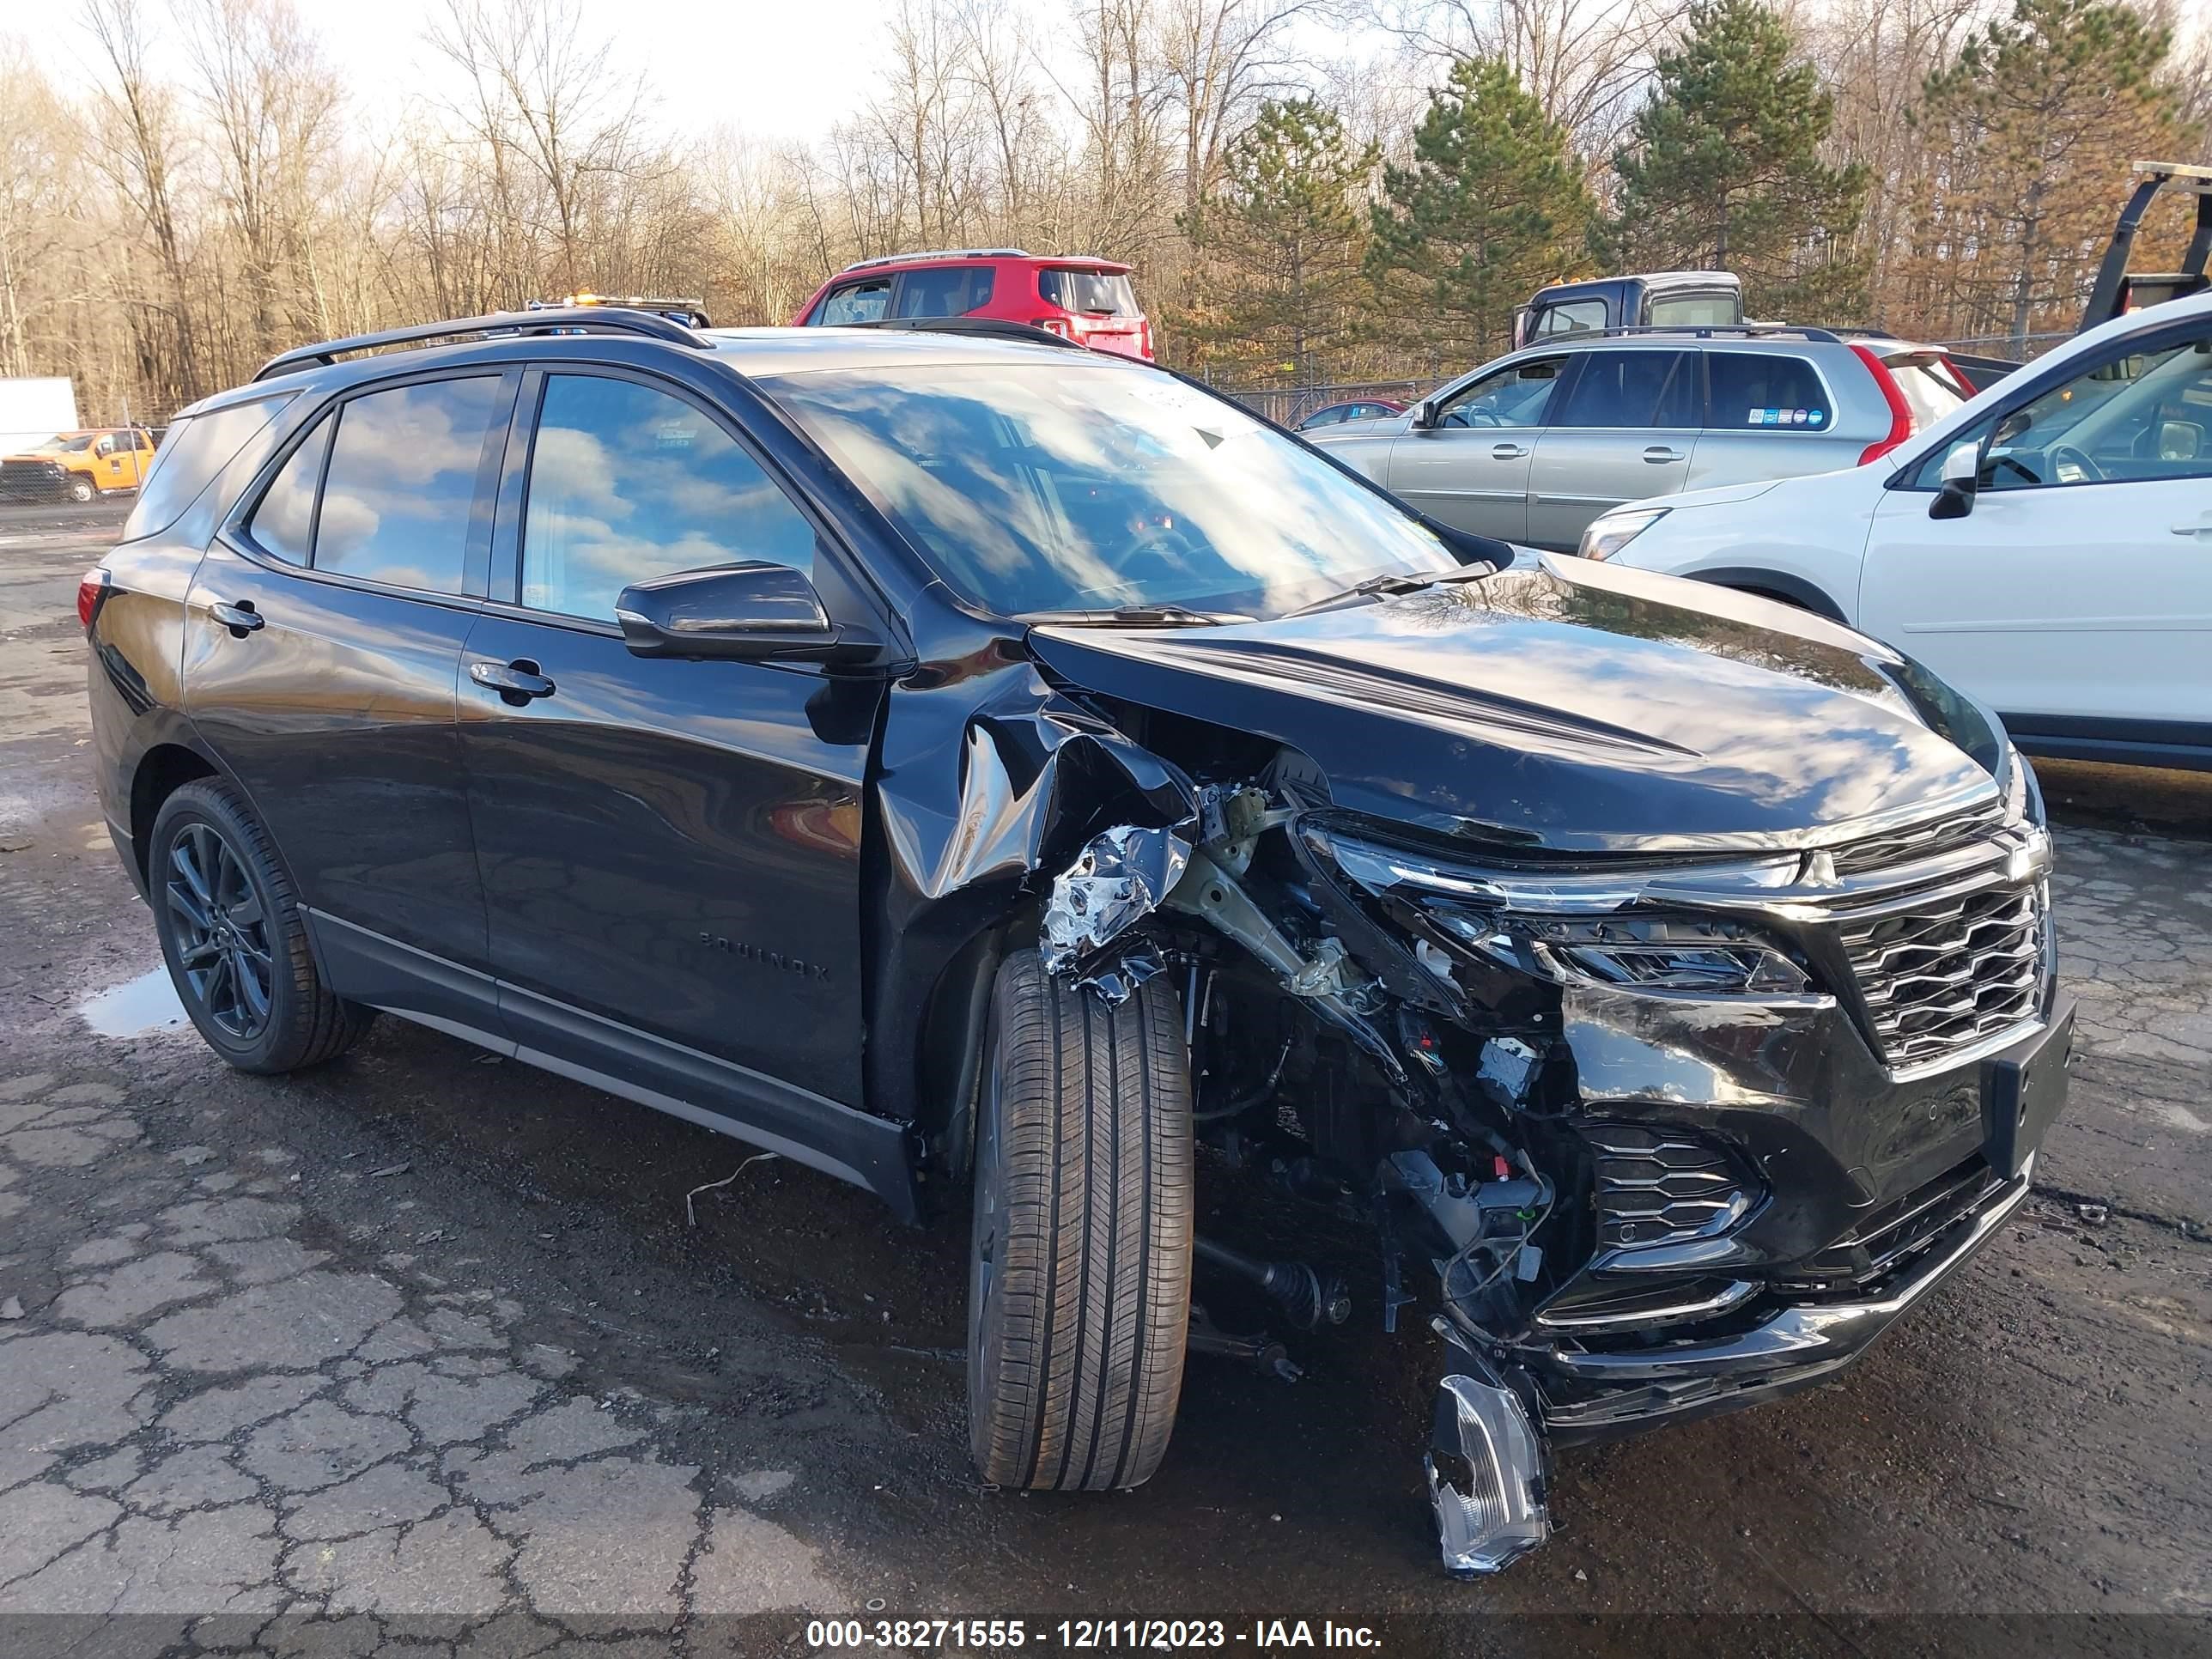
79, 965, 189, 1038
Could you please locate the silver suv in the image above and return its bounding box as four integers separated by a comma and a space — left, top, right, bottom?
1307, 326, 1971, 552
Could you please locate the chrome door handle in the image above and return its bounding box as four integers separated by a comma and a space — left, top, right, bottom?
1643, 446, 1685, 463
210, 600, 263, 635
2170, 522, 2211, 537
1491, 442, 1528, 460
470, 659, 556, 702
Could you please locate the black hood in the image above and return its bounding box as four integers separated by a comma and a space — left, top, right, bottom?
1027, 555, 2002, 854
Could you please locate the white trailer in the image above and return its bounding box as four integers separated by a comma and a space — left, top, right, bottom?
0, 378, 80, 455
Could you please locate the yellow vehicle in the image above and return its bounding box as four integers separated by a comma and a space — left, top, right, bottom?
0, 428, 159, 503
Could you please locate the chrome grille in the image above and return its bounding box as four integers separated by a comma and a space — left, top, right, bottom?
1586, 1124, 1755, 1249
1840, 880, 2044, 1072
1829, 799, 2007, 877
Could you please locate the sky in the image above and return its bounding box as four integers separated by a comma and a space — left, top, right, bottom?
15, 0, 907, 147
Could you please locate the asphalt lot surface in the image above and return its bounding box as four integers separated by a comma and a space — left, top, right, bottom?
1, 500, 2207, 1657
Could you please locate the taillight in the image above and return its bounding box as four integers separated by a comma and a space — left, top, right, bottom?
1138, 319, 1153, 359
77, 568, 110, 633
1851, 342, 1916, 466
1030, 316, 1073, 339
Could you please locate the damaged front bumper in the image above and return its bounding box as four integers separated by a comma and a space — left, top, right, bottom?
1032, 771, 2069, 1577
1522, 1152, 2035, 1437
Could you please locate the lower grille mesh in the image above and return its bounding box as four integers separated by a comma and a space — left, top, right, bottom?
1842, 882, 2044, 1072
1588, 1125, 1753, 1249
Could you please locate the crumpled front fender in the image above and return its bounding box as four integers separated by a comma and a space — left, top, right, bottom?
863, 625, 1196, 1138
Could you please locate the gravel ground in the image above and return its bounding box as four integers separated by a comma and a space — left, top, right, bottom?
1, 502, 2206, 1657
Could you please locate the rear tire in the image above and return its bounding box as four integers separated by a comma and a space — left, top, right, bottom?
968, 949, 1193, 1492
149, 780, 375, 1073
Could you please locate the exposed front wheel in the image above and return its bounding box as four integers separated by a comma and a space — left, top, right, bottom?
968, 949, 1194, 1492
66, 476, 95, 503
149, 780, 375, 1073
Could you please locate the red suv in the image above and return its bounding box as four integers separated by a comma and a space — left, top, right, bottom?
790, 249, 1152, 359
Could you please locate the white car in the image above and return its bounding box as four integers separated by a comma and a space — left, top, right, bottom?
1578, 289, 2212, 771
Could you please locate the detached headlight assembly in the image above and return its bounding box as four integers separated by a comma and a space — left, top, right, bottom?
1577, 507, 1668, 562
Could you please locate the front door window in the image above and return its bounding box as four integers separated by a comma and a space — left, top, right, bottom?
520, 374, 817, 621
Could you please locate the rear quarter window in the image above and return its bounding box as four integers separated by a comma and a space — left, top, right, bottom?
120, 394, 294, 542
1705, 354, 1831, 431
894, 265, 995, 318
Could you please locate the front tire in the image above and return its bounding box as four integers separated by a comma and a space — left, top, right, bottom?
66, 475, 95, 503
968, 950, 1194, 1492
149, 780, 374, 1073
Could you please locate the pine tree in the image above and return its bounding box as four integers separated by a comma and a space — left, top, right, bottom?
1365, 59, 1595, 361
1179, 100, 1379, 384
1910, 0, 2181, 350
1600, 0, 1869, 321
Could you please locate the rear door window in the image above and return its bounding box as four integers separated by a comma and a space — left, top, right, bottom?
121, 393, 293, 542
815, 280, 890, 325
1553, 350, 1698, 428
314, 376, 506, 594
893, 265, 995, 318
1706, 354, 1832, 430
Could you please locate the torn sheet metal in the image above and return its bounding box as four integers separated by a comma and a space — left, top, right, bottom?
1071, 941, 1169, 1007
1040, 824, 1192, 975
878, 664, 1197, 905
866, 641, 1199, 1127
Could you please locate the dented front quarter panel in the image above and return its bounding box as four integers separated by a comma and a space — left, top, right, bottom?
861, 598, 1196, 1131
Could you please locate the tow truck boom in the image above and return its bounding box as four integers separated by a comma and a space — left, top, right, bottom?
2080, 161, 2212, 331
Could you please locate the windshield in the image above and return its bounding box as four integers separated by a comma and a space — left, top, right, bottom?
44, 433, 96, 452
1040, 269, 1137, 317
762, 363, 1460, 618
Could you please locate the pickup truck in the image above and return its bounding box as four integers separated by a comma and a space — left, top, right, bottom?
0, 428, 159, 503
1515, 271, 1742, 345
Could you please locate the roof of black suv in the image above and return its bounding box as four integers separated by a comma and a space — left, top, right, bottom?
198, 310, 1127, 422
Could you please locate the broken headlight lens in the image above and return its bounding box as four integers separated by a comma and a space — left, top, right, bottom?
1308, 823, 1820, 998
1427, 910, 1814, 996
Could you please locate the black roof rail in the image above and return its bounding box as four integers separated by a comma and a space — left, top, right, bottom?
843, 316, 1091, 351
1566, 323, 1844, 344
252, 307, 711, 382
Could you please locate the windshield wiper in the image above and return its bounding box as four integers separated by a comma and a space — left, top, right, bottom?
1281, 567, 1490, 619
1021, 604, 1251, 628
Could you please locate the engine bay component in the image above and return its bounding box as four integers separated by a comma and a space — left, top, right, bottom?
1039, 823, 1192, 974
1188, 1304, 1304, 1382
1194, 1237, 1352, 1332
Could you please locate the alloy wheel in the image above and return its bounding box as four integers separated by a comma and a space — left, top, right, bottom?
165, 822, 273, 1041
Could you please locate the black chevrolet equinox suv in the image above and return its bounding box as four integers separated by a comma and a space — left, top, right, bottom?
86, 307, 2074, 1573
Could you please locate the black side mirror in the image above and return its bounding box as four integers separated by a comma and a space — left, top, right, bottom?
615, 562, 882, 668
1928, 440, 1980, 520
